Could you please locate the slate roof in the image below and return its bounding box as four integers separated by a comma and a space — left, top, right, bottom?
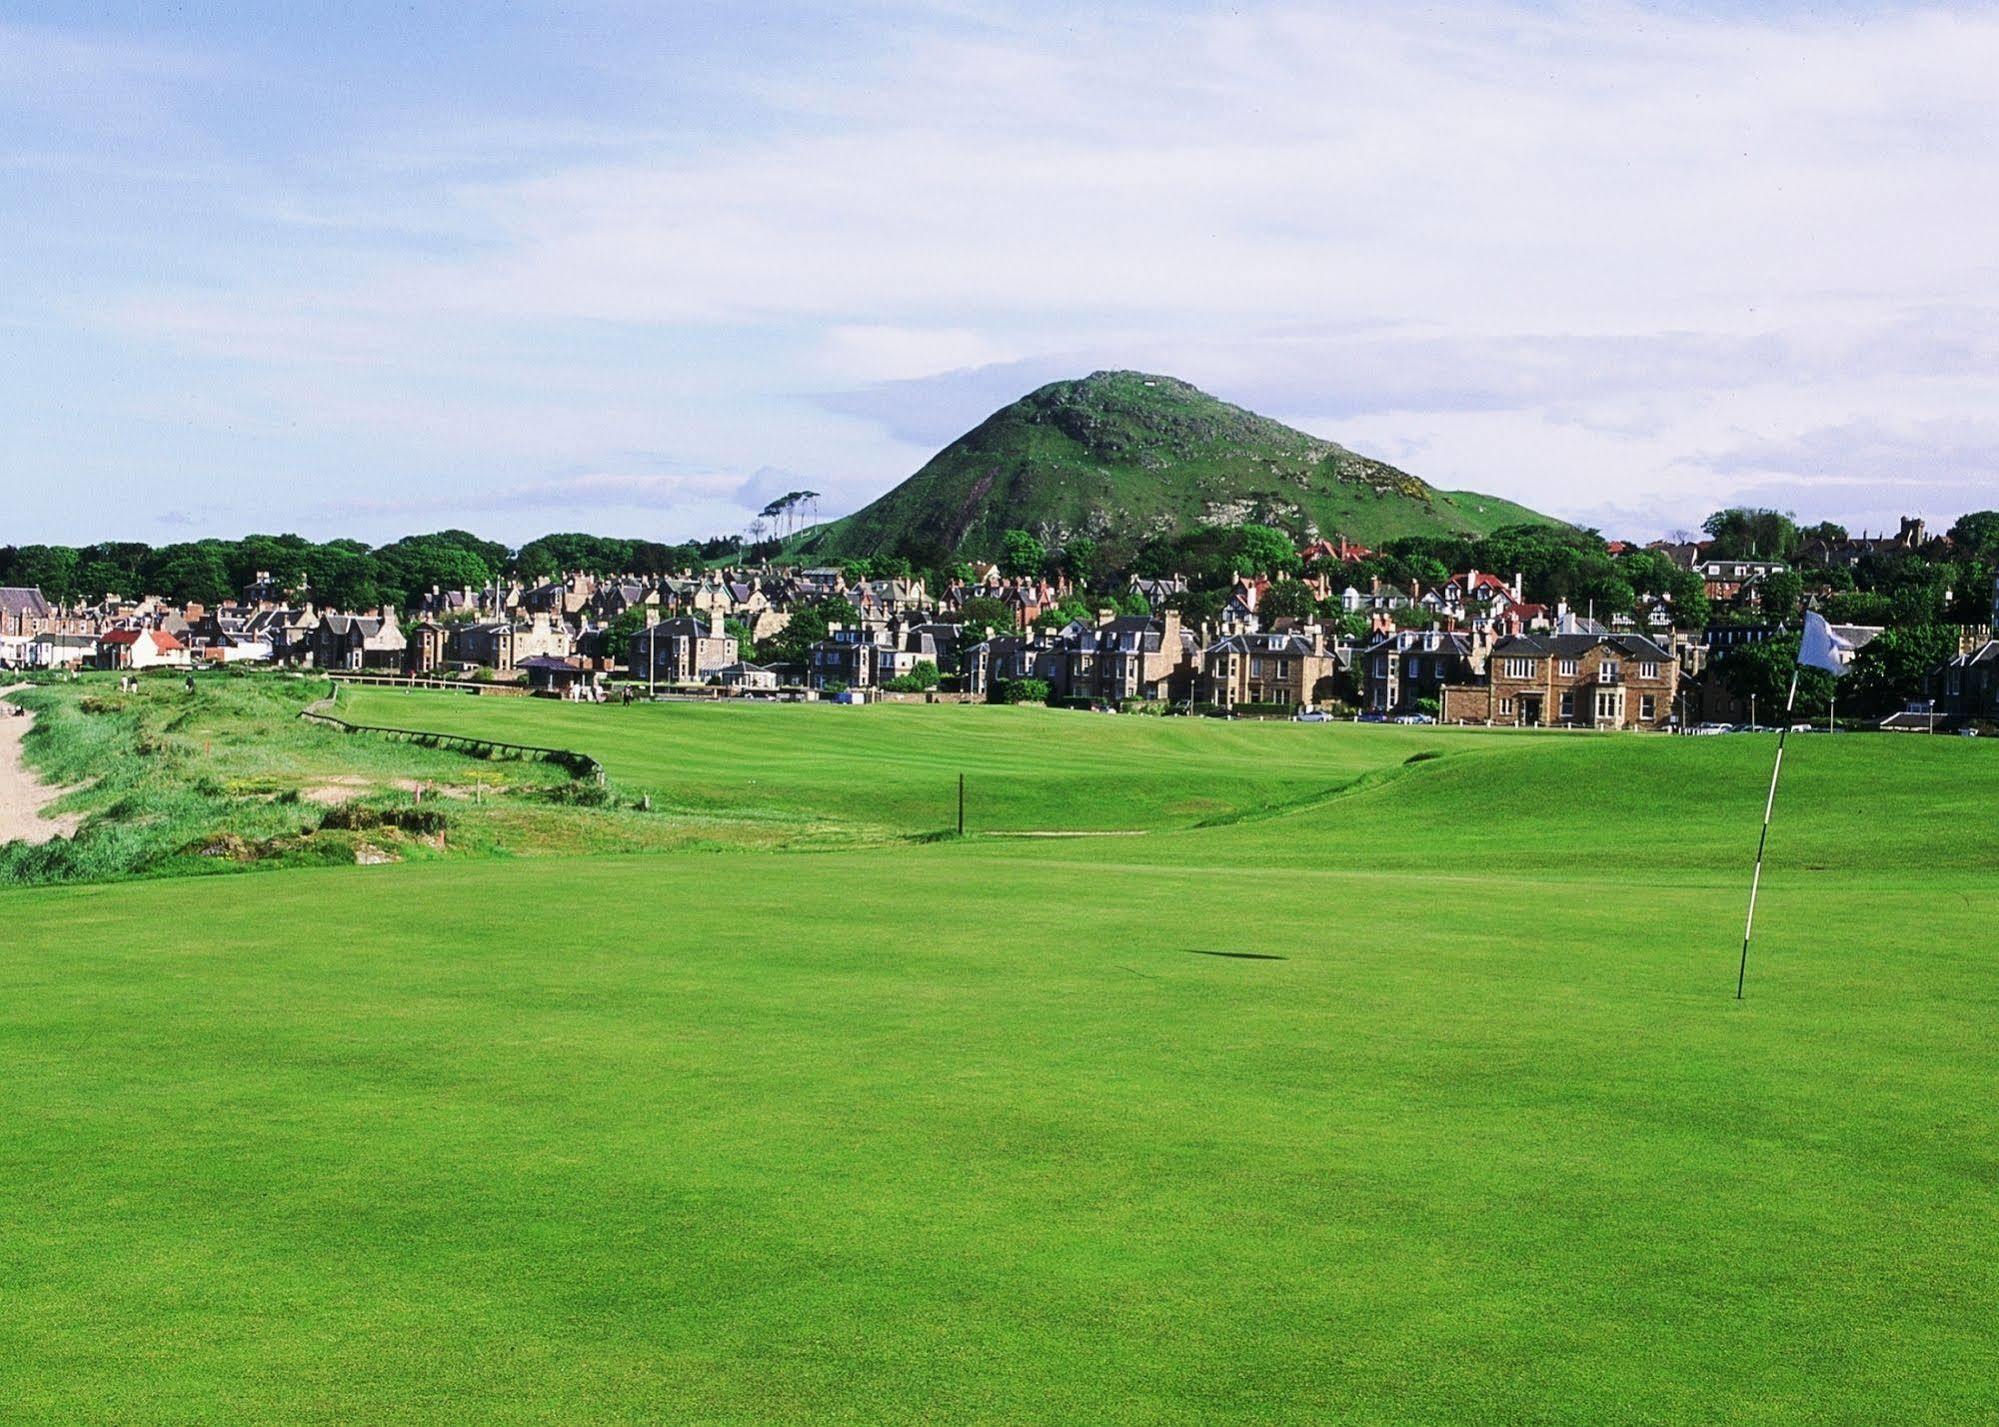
1492, 632, 1673, 661
0, 587, 52, 619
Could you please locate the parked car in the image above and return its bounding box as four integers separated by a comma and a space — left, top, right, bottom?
1293, 709, 1332, 723
1393, 713, 1435, 725
1357, 711, 1389, 724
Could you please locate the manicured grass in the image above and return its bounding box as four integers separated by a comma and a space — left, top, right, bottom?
2, 698, 1995, 1422
334, 688, 1479, 834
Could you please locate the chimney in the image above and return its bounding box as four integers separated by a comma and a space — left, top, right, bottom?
709, 607, 725, 638
1097, 608, 1115, 626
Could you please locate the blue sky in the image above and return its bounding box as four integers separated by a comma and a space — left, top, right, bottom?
3, 1, 1996, 547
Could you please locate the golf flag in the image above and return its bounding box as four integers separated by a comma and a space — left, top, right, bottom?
1737, 611, 1855, 999
1799, 611, 1856, 677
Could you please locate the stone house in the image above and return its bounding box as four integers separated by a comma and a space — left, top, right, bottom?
1361, 630, 1481, 714
1197, 628, 1343, 709
1927, 634, 1999, 726
1445, 632, 1679, 729
313, 610, 407, 671
1044, 611, 1197, 703
633, 611, 737, 684
958, 635, 1048, 697
0, 586, 54, 639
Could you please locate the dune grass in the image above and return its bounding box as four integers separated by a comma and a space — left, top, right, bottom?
1, 688, 1995, 1423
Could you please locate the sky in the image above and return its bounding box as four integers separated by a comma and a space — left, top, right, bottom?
3, 0, 1997, 548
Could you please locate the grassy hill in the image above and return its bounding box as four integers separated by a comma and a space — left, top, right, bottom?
3, 684, 1997, 1422
795, 370, 1559, 561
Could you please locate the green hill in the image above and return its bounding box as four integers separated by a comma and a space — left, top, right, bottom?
797, 370, 1559, 561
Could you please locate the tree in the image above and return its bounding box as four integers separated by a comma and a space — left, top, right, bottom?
1236, 524, 1302, 578
1949, 510, 1999, 558
602, 608, 648, 664
1715, 636, 1834, 720
756, 595, 847, 668
1703, 508, 1801, 561
883, 660, 940, 692
1257, 579, 1319, 624
1060, 536, 1099, 582
148, 544, 233, 606
1758, 569, 1805, 622
999, 529, 1047, 579
1847, 625, 1958, 716
957, 596, 1015, 641
1666, 567, 1711, 629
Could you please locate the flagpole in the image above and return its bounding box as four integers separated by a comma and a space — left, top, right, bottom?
1736, 667, 1801, 999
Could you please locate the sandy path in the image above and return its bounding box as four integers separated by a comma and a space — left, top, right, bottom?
0, 685, 82, 846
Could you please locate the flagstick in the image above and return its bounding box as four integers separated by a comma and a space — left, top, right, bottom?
1737, 667, 1801, 999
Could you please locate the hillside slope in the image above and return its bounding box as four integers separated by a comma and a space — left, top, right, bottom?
797, 371, 1557, 560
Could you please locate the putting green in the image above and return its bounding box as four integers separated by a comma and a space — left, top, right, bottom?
2, 697, 1994, 1423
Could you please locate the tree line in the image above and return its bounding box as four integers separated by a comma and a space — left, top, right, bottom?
0, 529, 748, 611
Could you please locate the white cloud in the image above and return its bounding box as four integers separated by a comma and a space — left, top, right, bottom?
17, 1, 1999, 540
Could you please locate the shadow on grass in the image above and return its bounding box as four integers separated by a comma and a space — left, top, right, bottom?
1186, 948, 1288, 961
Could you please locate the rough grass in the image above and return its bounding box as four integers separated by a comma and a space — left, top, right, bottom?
1, 675, 616, 885
1, 689, 1995, 1423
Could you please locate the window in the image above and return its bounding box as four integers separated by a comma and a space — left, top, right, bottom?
1560, 692, 1575, 720
1597, 692, 1619, 720
1407, 657, 1423, 680
1499, 697, 1513, 716
1641, 695, 1656, 721
1600, 661, 1621, 682
1558, 658, 1578, 676
1639, 662, 1661, 679
1502, 657, 1535, 679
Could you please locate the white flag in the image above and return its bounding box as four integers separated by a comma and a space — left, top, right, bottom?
1798, 610, 1856, 677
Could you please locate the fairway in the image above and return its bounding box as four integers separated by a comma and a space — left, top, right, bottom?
3, 697, 1996, 1423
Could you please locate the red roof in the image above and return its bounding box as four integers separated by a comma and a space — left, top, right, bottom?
101, 628, 183, 649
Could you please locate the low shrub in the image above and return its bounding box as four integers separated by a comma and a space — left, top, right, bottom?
319, 804, 449, 836
995, 678, 1050, 705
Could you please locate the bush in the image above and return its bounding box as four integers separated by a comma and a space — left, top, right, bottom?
996, 678, 1051, 705
534, 780, 613, 808
882, 661, 941, 693
319, 804, 448, 836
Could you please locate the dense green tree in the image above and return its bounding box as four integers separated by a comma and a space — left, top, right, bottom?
1758, 569, 1805, 622
1703, 508, 1801, 561
1948, 511, 1999, 558
148, 543, 234, 606
1060, 536, 1100, 583
957, 596, 1016, 642
1234, 524, 1302, 579
601, 608, 648, 664
1257, 579, 1319, 624
1847, 625, 1958, 715
755, 595, 849, 667
999, 529, 1047, 579
1714, 636, 1835, 721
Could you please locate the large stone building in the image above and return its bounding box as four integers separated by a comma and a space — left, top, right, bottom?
633, 611, 737, 684
1444, 632, 1679, 730
1197, 628, 1342, 709
1361, 630, 1482, 714
312, 610, 407, 671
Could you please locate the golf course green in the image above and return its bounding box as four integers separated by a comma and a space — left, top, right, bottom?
3, 688, 1994, 1423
